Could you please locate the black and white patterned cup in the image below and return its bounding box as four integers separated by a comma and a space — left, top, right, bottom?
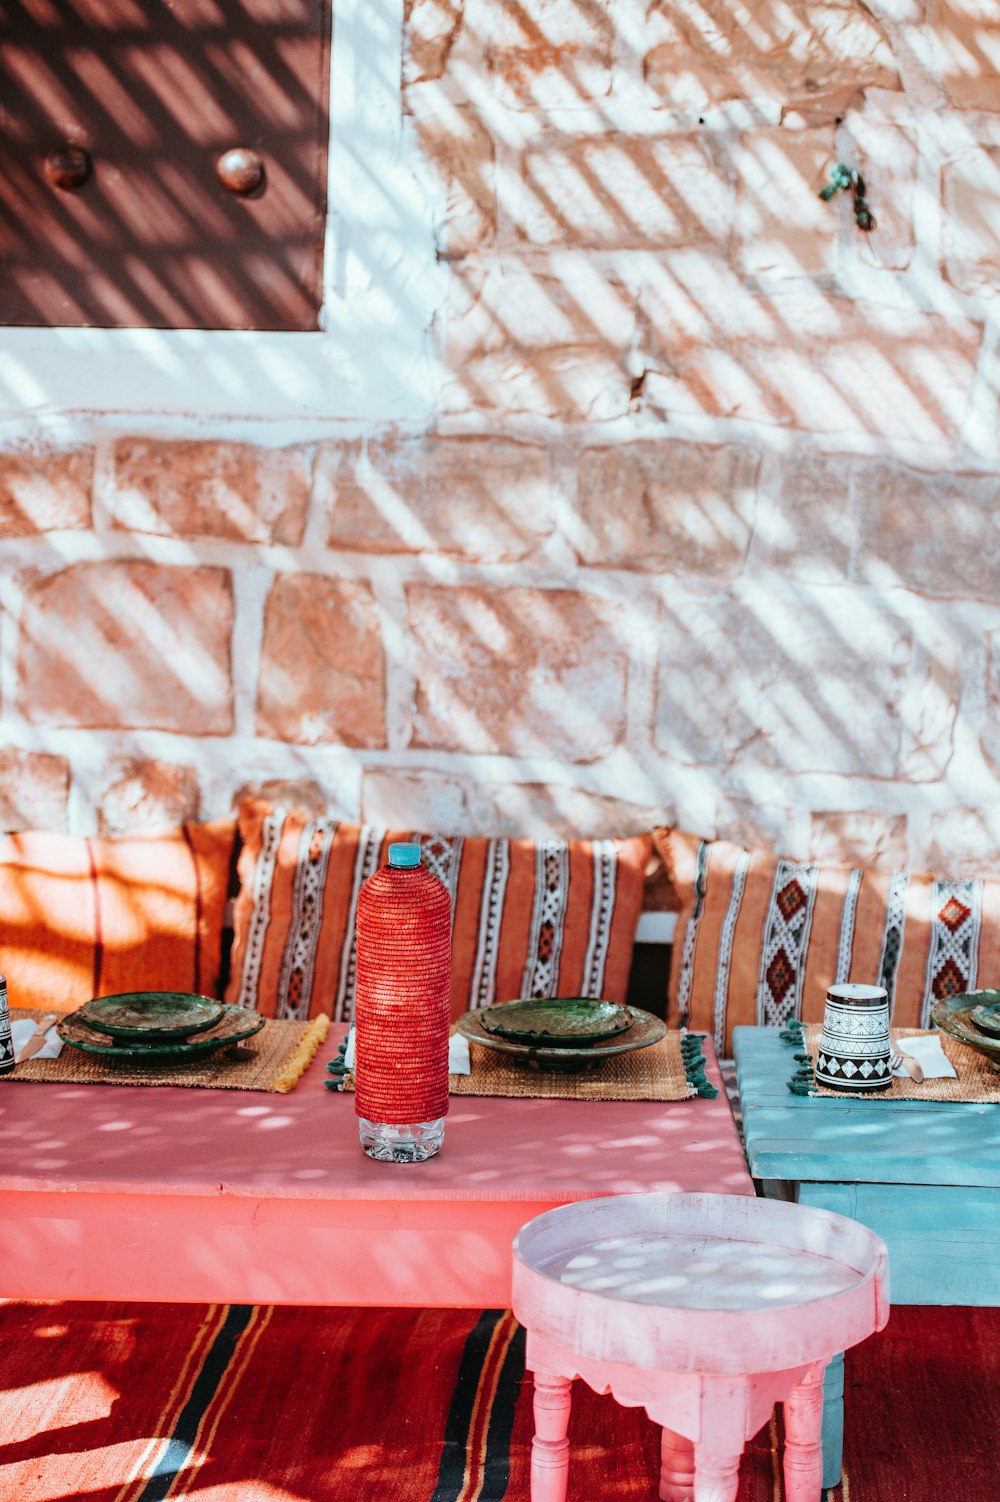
815, 983, 891, 1092
0, 975, 14, 1076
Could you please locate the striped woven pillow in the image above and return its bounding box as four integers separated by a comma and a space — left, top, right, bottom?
655, 827, 999, 1056
0, 819, 236, 1012
227, 800, 651, 1021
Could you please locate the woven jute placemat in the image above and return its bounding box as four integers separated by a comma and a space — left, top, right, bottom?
336, 1030, 699, 1102
799, 1023, 1000, 1104
0, 1008, 330, 1094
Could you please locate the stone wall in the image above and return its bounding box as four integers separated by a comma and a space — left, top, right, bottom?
2, 0, 1000, 872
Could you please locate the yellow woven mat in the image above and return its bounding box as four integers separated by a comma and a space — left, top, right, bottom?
0, 1008, 329, 1094
804, 1024, 1000, 1103
339, 1031, 696, 1102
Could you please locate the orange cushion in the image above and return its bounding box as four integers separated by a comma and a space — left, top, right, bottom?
656, 826, 1000, 1055
227, 800, 651, 1021
0, 819, 236, 1013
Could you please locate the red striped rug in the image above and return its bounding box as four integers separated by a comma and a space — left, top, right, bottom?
0, 1302, 995, 1500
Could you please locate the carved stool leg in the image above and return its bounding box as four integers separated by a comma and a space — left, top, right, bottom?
693, 1449, 741, 1502
530, 1371, 572, 1502
821, 1351, 845, 1490
783, 1368, 825, 1502
659, 1427, 695, 1502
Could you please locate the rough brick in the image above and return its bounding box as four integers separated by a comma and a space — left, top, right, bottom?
18, 562, 233, 735
981, 630, 1000, 781
233, 778, 330, 818
407, 585, 629, 761
362, 767, 662, 838
655, 586, 912, 777
449, 260, 637, 358
636, 267, 982, 443
715, 796, 798, 856
256, 575, 386, 749
926, 808, 1000, 875
921, 0, 1000, 112
942, 150, 1000, 299
318, 436, 558, 563
445, 261, 636, 421
575, 441, 760, 576
98, 760, 200, 835
0, 445, 91, 536
856, 463, 1000, 601
897, 620, 959, 784
644, 0, 900, 120
475, 0, 615, 107
845, 116, 917, 272
362, 769, 474, 833
518, 137, 732, 250
736, 129, 839, 279
444, 350, 632, 422
0, 748, 70, 831
411, 109, 495, 257
809, 810, 908, 868
748, 452, 853, 584
109, 439, 311, 545
404, 0, 464, 85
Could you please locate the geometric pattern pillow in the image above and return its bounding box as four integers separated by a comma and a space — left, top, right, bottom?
226, 800, 652, 1022
654, 827, 996, 1056
0, 818, 237, 1013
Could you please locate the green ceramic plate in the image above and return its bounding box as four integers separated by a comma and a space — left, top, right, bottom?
477, 997, 633, 1046
930, 989, 1000, 1069
970, 1001, 1000, 1038
58, 1004, 265, 1061
78, 992, 225, 1042
456, 1006, 664, 1073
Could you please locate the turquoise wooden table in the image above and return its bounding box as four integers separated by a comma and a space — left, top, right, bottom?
733, 1024, 1000, 1490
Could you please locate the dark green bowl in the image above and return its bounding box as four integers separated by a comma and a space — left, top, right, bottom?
477, 997, 633, 1046
77, 992, 225, 1043
970, 1001, 1000, 1038
930, 989, 1000, 1069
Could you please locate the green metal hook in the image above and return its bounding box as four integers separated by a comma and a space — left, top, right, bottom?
818, 162, 876, 232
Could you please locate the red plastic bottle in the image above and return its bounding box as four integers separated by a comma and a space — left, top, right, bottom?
354, 842, 452, 1162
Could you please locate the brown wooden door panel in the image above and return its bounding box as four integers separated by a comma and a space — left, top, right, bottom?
0, 1, 330, 329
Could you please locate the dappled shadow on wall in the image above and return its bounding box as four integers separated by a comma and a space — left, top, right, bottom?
406, 0, 989, 442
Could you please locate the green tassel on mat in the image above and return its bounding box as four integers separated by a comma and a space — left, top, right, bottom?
787, 1065, 817, 1097
779, 1018, 817, 1092
680, 1031, 720, 1098
325, 1036, 350, 1091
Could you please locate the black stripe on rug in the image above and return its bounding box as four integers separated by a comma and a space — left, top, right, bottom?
478, 1320, 525, 1502
134, 1303, 257, 1502
430, 1310, 525, 1502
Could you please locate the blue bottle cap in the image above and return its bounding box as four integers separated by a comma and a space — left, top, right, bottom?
388, 842, 422, 869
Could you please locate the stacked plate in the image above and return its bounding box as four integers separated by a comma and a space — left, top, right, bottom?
455, 996, 665, 1073
931, 988, 1000, 1070
58, 991, 265, 1061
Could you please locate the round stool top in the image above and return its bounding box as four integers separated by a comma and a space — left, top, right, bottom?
512, 1192, 888, 1376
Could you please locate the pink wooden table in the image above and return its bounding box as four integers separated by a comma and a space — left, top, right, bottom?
0, 1026, 752, 1308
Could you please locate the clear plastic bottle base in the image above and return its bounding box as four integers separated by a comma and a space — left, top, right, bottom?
358, 1117, 445, 1163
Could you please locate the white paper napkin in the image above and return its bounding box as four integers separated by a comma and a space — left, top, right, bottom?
342, 1026, 471, 1075
10, 1018, 64, 1062
891, 1032, 957, 1080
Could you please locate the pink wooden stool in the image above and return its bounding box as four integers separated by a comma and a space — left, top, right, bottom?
512, 1192, 888, 1502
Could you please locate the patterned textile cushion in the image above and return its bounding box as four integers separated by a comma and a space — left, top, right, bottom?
654, 827, 998, 1055
226, 801, 652, 1021
0, 819, 237, 1013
